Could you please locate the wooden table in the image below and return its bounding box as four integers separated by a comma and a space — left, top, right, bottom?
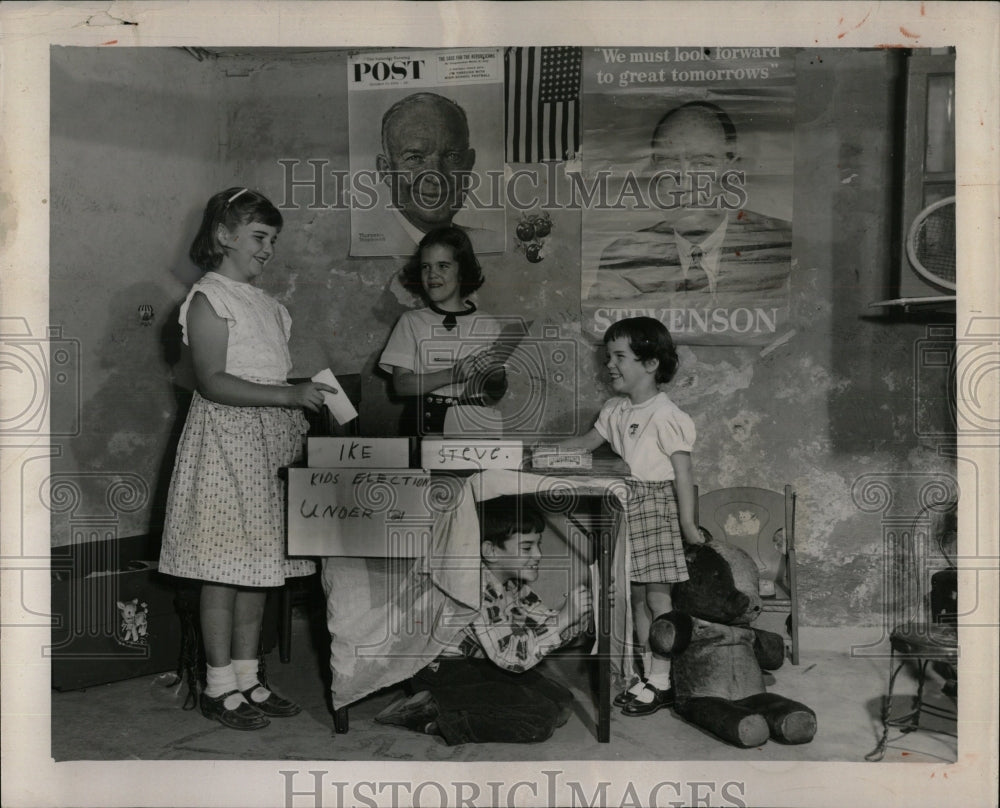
525, 457, 628, 743
288, 459, 628, 743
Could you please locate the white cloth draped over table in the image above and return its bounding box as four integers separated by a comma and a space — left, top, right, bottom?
320, 469, 638, 709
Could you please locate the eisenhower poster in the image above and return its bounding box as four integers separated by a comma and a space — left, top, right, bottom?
580, 46, 796, 345
347, 48, 507, 257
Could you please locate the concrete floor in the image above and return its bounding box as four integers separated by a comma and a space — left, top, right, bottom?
50, 615, 957, 765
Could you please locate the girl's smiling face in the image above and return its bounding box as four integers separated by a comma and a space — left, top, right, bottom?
420, 244, 463, 309
217, 219, 278, 282
605, 336, 659, 402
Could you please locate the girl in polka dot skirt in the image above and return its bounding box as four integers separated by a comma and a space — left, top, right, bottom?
159, 188, 335, 731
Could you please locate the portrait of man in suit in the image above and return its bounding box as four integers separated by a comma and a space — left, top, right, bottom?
351, 89, 504, 256
377, 93, 477, 241
587, 101, 792, 304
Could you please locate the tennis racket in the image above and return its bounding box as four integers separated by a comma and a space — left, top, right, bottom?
906, 195, 956, 291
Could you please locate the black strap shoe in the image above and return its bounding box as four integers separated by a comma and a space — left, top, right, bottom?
621, 684, 675, 717
613, 679, 647, 708
200, 690, 270, 730
242, 685, 302, 717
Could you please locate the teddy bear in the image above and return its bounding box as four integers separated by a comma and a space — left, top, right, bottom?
649, 540, 817, 747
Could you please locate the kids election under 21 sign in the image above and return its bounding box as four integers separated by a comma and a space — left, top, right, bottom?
580, 46, 796, 346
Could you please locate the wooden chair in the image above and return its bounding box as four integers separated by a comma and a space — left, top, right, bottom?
694, 485, 800, 664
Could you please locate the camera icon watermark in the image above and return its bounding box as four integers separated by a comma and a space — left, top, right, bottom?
417, 320, 580, 438
915, 318, 1000, 438
849, 471, 965, 658
0, 317, 81, 436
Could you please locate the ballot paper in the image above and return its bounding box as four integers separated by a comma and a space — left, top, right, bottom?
311, 368, 358, 425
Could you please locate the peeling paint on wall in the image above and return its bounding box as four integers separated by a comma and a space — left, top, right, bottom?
48, 47, 956, 629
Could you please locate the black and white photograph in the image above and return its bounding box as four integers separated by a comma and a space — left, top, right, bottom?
1, 3, 997, 808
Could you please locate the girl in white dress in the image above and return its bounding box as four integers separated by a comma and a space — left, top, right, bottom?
380, 226, 505, 436
159, 188, 335, 730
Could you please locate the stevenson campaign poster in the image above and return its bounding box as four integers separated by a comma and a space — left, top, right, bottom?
580, 46, 796, 345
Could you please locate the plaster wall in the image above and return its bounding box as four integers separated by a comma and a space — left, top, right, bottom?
48, 47, 955, 626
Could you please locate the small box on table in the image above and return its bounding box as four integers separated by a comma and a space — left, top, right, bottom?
531, 447, 593, 470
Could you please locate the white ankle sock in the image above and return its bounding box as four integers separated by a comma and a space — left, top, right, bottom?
206, 663, 245, 710
233, 658, 270, 702
634, 664, 671, 703
647, 671, 671, 690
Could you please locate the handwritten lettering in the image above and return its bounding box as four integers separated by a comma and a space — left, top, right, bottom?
299, 502, 374, 520
352, 472, 429, 487
435, 446, 505, 464
338, 441, 373, 462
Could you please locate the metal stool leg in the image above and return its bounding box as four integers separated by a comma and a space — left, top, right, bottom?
333, 706, 349, 734
867, 652, 956, 761
279, 584, 293, 664
866, 649, 905, 762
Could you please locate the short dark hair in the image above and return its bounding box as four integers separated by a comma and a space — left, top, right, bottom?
380, 92, 470, 153
603, 316, 679, 384
189, 187, 283, 272
652, 100, 738, 161
479, 496, 545, 550
400, 225, 485, 299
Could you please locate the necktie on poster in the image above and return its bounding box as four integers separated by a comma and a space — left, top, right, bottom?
311, 368, 358, 425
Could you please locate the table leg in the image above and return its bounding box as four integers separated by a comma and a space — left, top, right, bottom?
598, 520, 613, 743
333, 706, 349, 734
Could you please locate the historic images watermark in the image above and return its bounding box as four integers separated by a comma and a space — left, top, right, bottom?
277, 160, 748, 215
280, 769, 750, 808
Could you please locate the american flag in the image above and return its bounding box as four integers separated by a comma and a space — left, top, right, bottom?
505, 47, 582, 163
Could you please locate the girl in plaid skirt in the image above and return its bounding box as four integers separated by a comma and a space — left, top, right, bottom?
554, 316, 702, 716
